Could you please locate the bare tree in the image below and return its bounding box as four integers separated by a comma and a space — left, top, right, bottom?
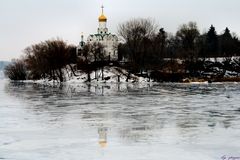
4, 59, 27, 80
25, 39, 75, 82
118, 18, 158, 73
176, 21, 200, 60
77, 42, 106, 81
176, 22, 200, 75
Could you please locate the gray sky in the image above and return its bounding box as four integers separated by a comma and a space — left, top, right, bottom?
1, 0, 240, 61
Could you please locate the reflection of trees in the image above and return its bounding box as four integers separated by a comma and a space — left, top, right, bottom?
115, 96, 170, 143
4, 82, 240, 144
4, 82, 72, 123
174, 83, 240, 137
118, 122, 163, 143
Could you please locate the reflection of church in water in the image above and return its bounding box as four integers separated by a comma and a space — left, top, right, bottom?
98, 127, 108, 148
77, 6, 118, 60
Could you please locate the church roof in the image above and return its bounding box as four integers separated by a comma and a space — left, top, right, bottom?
89, 33, 117, 38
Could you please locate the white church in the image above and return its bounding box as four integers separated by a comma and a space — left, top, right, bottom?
77, 6, 118, 61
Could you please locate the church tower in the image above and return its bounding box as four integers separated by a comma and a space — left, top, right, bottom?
98, 5, 108, 34
81, 5, 118, 60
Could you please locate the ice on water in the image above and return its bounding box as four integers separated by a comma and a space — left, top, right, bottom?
0, 80, 240, 160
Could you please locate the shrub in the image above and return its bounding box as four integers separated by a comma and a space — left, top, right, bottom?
4, 59, 27, 80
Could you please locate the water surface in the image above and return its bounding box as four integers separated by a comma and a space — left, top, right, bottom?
0, 80, 240, 160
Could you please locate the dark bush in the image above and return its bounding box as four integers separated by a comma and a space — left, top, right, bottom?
4, 59, 28, 80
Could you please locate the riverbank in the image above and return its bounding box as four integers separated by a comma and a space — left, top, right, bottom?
4, 64, 240, 85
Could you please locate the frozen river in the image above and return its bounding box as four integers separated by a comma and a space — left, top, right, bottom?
0, 80, 240, 160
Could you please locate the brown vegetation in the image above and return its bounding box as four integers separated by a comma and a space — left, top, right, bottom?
24, 39, 76, 82
4, 59, 27, 80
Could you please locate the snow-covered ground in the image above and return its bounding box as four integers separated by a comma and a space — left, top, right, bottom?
67, 66, 152, 83
23, 66, 153, 86
206, 56, 240, 62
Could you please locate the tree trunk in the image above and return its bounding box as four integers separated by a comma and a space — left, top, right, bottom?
68, 64, 78, 76
87, 71, 91, 82
57, 69, 63, 82
101, 67, 104, 80
126, 72, 131, 82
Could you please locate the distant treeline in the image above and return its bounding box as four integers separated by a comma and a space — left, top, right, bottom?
118, 19, 240, 70
4, 19, 240, 82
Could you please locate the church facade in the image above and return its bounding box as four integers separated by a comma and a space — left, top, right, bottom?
77, 6, 118, 61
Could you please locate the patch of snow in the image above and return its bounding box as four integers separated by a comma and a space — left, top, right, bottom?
66, 66, 152, 84
224, 71, 239, 78
190, 81, 209, 84
207, 56, 240, 62
18, 67, 153, 87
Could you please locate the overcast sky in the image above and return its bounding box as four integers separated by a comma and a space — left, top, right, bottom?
1, 0, 240, 61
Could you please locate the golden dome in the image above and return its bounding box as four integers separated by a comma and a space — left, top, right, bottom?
99, 14, 107, 22
99, 5, 107, 22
